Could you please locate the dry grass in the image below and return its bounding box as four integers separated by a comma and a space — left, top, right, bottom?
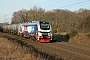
0, 37, 42, 60
69, 33, 90, 47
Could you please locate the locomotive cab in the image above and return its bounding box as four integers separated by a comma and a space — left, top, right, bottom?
36, 21, 52, 42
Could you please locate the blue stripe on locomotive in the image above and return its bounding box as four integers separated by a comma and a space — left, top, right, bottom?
26, 23, 38, 34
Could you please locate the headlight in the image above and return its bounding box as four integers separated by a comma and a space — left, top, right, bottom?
48, 33, 51, 36
38, 32, 42, 36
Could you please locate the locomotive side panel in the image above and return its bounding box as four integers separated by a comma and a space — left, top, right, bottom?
20, 23, 38, 38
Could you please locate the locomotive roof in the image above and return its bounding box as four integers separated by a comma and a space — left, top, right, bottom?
19, 21, 50, 26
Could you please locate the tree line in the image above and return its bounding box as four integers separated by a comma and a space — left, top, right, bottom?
11, 6, 90, 33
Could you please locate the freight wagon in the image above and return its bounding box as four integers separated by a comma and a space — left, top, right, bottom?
2, 21, 52, 42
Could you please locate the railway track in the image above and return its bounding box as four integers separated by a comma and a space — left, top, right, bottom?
44, 42, 90, 60
0, 32, 90, 60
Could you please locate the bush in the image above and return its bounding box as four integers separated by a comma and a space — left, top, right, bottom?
69, 29, 78, 37
52, 30, 57, 33
87, 33, 90, 38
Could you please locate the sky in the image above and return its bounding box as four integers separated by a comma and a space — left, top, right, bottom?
0, 0, 90, 23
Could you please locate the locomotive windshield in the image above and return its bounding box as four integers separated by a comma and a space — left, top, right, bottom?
39, 21, 50, 30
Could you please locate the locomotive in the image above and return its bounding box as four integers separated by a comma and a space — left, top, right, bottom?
2, 21, 52, 42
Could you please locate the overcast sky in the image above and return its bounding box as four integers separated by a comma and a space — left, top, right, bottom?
0, 0, 90, 23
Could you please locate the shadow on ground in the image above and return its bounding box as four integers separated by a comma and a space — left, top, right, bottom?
52, 34, 70, 42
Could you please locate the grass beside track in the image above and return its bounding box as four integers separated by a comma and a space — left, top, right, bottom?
0, 32, 63, 60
